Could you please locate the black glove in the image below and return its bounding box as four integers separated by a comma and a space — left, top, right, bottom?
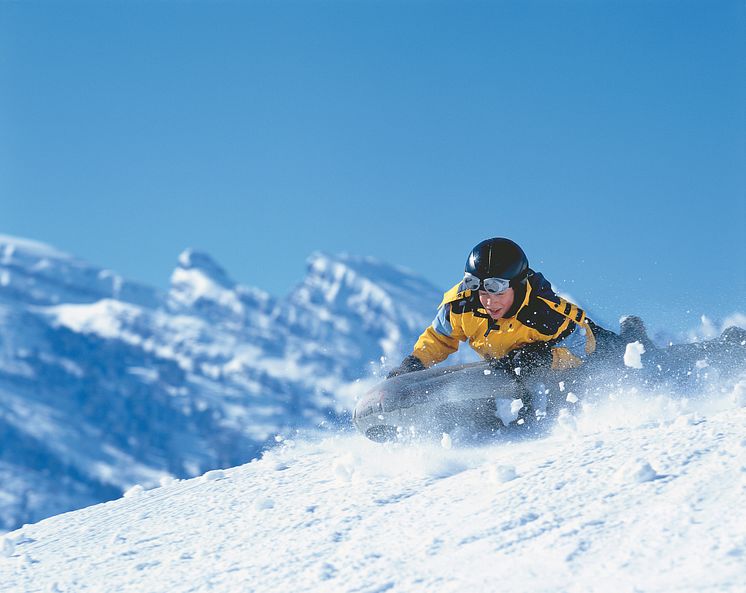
386, 354, 426, 379
489, 342, 553, 376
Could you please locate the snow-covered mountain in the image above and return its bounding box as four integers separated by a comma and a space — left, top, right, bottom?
2, 382, 745, 593
0, 235, 444, 532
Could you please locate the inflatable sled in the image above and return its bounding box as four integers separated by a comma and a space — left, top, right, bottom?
353, 326, 746, 443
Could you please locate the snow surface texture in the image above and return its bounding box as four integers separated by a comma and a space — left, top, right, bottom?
1, 381, 745, 593
1, 235, 469, 532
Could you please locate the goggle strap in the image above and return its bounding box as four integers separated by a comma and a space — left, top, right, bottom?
509, 268, 530, 286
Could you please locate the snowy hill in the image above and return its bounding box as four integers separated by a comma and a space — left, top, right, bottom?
2, 381, 745, 593
0, 235, 444, 532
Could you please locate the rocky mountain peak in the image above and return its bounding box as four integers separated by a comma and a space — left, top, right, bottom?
0, 235, 158, 307
175, 249, 236, 289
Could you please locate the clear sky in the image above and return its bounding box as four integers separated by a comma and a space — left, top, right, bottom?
2, 0, 744, 334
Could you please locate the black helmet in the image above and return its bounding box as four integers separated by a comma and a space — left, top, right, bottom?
465, 238, 528, 284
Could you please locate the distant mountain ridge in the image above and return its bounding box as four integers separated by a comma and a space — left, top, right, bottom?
0, 235, 444, 532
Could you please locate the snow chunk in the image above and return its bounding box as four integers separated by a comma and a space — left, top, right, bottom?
495, 399, 523, 425
624, 341, 645, 369
566, 392, 578, 404
559, 381, 565, 392
615, 459, 660, 484
489, 465, 518, 483
440, 433, 453, 450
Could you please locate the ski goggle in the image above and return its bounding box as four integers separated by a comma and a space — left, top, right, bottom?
462, 273, 511, 294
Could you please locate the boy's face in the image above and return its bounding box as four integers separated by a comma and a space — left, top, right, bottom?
478, 288, 515, 320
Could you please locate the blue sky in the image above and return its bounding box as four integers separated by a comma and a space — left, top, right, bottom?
2, 0, 744, 333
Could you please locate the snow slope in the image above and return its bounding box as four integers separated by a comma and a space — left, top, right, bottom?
2, 381, 745, 593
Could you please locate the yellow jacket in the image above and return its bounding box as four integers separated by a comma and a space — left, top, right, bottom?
412, 272, 596, 370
